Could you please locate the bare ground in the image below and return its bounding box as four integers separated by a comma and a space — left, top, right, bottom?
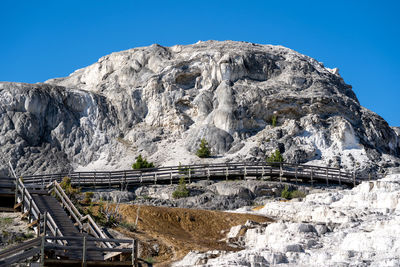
110, 204, 273, 266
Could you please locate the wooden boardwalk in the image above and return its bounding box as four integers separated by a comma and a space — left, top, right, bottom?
0, 161, 384, 265
16, 162, 381, 189
0, 177, 138, 266
32, 194, 103, 261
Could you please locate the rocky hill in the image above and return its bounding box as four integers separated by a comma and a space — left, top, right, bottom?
0, 41, 399, 176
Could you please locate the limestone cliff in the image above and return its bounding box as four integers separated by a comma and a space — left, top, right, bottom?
0, 41, 399, 176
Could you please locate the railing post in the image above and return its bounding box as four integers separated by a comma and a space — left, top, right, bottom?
37, 213, 41, 237
109, 172, 111, 189
311, 168, 314, 187
154, 173, 157, 185
270, 166, 272, 180
134, 239, 138, 267
82, 236, 87, 267
339, 170, 342, 185
170, 172, 173, 185
261, 166, 265, 180
207, 168, 210, 180
21, 187, 25, 212
244, 166, 247, 180
140, 173, 143, 183
40, 235, 45, 267
28, 198, 32, 222
279, 163, 283, 184
326, 167, 329, 186
124, 171, 127, 187
226, 167, 229, 181
353, 172, 356, 187
94, 172, 97, 189
188, 169, 191, 184
43, 213, 47, 237
295, 166, 298, 184
79, 172, 81, 188
14, 177, 18, 206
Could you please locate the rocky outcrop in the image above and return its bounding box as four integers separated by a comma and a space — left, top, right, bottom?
174, 174, 400, 266
0, 41, 399, 176
109, 180, 337, 211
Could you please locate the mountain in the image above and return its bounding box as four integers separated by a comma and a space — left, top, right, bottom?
0, 41, 399, 176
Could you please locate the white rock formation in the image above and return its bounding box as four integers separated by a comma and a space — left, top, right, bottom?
0, 41, 399, 175
174, 174, 400, 266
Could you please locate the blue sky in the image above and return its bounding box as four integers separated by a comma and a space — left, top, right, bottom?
1, 0, 399, 126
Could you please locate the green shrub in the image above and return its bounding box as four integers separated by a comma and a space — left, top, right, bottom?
272, 115, 277, 127
120, 221, 137, 232
60, 176, 80, 201
281, 186, 307, 199
145, 257, 155, 264
290, 190, 307, 199
82, 191, 94, 205
132, 155, 154, 169
266, 149, 284, 163
196, 138, 211, 158
281, 185, 291, 199
172, 176, 190, 199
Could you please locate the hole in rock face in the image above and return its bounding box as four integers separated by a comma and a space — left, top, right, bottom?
175, 72, 201, 89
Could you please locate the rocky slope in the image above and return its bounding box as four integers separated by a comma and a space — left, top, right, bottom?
90, 180, 345, 211
0, 41, 399, 176
174, 174, 400, 266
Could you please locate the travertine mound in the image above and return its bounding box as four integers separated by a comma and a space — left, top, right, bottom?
0, 41, 399, 175
175, 174, 400, 266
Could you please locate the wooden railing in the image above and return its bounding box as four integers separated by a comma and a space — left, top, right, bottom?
0, 235, 138, 266
18, 162, 383, 188
48, 180, 113, 249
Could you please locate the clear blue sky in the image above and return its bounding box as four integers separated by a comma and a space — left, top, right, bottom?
1, 0, 399, 126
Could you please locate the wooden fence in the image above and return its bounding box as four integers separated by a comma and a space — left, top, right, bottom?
19, 162, 382, 188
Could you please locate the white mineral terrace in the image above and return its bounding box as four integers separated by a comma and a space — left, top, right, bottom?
175, 174, 400, 267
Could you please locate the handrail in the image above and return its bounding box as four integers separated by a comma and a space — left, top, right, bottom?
50, 181, 113, 248
45, 212, 66, 246
0, 235, 138, 266
15, 178, 41, 221
18, 162, 372, 188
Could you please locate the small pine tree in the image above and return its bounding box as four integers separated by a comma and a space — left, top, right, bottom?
271, 115, 277, 127
172, 176, 189, 199
281, 185, 291, 199
266, 149, 285, 163
132, 155, 154, 169
196, 138, 211, 158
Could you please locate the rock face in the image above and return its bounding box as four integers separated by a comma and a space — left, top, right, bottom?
174, 174, 400, 266
131, 180, 316, 210
0, 41, 399, 175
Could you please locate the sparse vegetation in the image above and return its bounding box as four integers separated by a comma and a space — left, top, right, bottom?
60, 176, 80, 201
0, 217, 13, 226
272, 114, 277, 127
178, 162, 190, 175
145, 257, 155, 264
82, 191, 94, 205
196, 138, 211, 158
132, 154, 154, 169
281, 185, 307, 199
266, 149, 285, 163
172, 176, 190, 199
119, 221, 137, 232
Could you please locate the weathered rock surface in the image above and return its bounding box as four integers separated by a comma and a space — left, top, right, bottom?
114, 180, 336, 210
0, 41, 399, 175
174, 174, 400, 266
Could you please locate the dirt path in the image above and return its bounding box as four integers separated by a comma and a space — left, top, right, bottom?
113, 204, 273, 265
